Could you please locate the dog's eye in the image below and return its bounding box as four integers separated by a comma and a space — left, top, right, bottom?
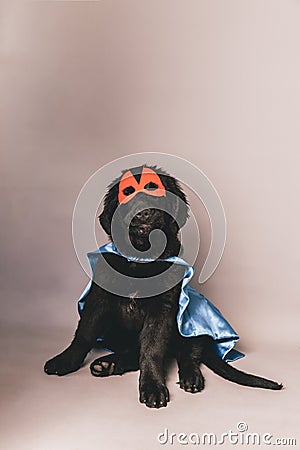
123, 186, 135, 196
144, 182, 158, 191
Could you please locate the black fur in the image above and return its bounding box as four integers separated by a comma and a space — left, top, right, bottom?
44, 165, 282, 408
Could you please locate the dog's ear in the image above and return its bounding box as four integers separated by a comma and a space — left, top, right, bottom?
99, 181, 119, 236
158, 171, 189, 229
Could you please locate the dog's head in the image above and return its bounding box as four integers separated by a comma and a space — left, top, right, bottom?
99, 165, 189, 258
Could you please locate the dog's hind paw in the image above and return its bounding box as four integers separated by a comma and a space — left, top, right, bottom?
90, 353, 139, 377
90, 359, 120, 377
179, 367, 205, 393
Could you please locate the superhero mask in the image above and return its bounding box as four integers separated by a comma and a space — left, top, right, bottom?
118, 167, 166, 204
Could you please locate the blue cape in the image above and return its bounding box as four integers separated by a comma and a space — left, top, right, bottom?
78, 243, 244, 362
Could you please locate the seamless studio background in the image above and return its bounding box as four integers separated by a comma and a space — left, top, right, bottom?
1, 1, 299, 449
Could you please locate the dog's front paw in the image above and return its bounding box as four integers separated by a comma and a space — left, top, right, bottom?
139, 383, 170, 408
44, 352, 82, 376
179, 367, 205, 393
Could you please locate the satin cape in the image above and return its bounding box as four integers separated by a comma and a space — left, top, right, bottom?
78, 243, 244, 362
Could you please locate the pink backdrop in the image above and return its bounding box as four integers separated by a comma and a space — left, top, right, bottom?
1, 1, 299, 449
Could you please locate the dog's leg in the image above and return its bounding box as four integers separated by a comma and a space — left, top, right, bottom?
90, 350, 139, 377
138, 315, 173, 408
175, 335, 205, 393
44, 298, 108, 376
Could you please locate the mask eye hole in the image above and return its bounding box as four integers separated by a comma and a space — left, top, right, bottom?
144, 182, 158, 191
123, 186, 135, 196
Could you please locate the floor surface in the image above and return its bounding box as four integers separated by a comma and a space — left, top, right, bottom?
0, 325, 299, 450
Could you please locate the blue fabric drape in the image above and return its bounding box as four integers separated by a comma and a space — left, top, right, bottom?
78, 243, 244, 362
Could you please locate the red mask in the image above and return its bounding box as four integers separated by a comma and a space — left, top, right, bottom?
118, 167, 166, 204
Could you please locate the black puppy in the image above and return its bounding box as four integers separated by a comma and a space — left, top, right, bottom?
44, 165, 282, 408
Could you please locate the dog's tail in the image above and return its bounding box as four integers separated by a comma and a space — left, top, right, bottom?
202, 349, 283, 390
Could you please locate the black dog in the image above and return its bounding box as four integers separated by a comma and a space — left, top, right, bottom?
44, 165, 282, 408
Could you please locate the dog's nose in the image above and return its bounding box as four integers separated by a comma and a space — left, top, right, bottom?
135, 209, 151, 221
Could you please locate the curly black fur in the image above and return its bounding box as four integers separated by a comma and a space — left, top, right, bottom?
44, 165, 282, 408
